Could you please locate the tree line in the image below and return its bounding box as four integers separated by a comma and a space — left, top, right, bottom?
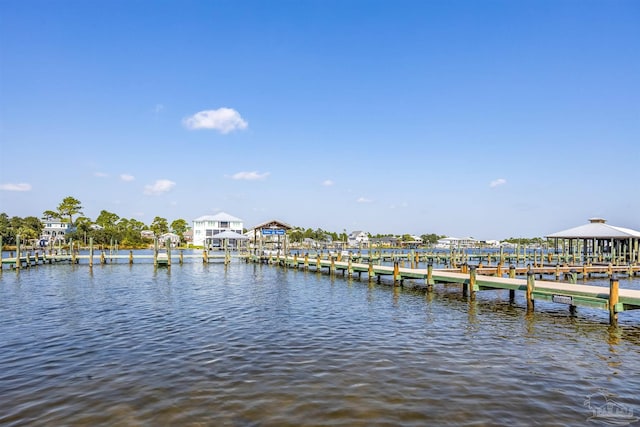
2, 195, 537, 249
1, 196, 189, 248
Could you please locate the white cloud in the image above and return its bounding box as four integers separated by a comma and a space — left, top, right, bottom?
0, 183, 32, 191
183, 107, 248, 133
490, 178, 507, 188
94, 172, 109, 178
322, 179, 334, 186
144, 179, 176, 195
357, 197, 373, 203
120, 174, 135, 182
230, 171, 270, 181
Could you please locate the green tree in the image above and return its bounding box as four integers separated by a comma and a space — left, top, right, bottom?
95, 210, 120, 229
150, 216, 169, 236
0, 213, 15, 244
56, 196, 83, 225
170, 219, 189, 238
42, 210, 60, 220
420, 233, 443, 245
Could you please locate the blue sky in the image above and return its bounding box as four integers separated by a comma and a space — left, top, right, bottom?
1, 0, 638, 239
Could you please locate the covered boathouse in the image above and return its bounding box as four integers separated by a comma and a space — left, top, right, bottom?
546, 218, 640, 264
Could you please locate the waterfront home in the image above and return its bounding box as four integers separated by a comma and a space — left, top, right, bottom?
435, 237, 479, 249
140, 230, 155, 240
40, 218, 73, 245
370, 236, 400, 247
192, 212, 244, 248
348, 231, 369, 248
159, 232, 180, 247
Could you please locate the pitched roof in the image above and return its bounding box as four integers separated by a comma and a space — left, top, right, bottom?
546, 219, 640, 239
193, 212, 243, 222
249, 219, 293, 230
212, 230, 249, 240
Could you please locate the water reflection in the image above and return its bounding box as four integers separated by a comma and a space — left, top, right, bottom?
0, 263, 639, 426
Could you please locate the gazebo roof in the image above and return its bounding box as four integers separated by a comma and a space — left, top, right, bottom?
546, 219, 640, 239
212, 230, 249, 240
249, 219, 293, 231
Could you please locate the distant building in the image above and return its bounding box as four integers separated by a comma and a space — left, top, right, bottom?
435, 237, 479, 249
140, 230, 155, 240
40, 218, 73, 245
159, 232, 180, 247
370, 236, 400, 247
348, 231, 369, 247
192, 212, 244, 247
546, 218, 640, 263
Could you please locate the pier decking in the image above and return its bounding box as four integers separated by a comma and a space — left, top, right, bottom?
252, 253, 640, 325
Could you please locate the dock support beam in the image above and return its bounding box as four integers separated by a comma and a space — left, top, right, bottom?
609, 276, 619, 326
526, 271, 535, 311
508, 265, 516, 301
393, 261, 402, 286
468, 266, 477, 299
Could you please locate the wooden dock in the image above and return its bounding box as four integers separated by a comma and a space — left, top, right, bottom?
0, 249, 249, 268
253, 253, 640, 325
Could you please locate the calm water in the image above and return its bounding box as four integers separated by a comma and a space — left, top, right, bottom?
1, 260, 639, 426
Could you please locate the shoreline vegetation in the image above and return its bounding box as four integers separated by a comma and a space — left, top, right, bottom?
0, 196, 546, 251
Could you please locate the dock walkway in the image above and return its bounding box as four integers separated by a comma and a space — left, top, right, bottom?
254, 254, 640, 325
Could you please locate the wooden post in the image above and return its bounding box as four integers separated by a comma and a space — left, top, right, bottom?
166, 239, 172, 267
555, 264, 560, 281
609, 276, 619, 325
526, 271, 535, 311
304, 253, 309, 270
368, 260, 375, 282
316, 254, 321, 270
568, 270, 577, 284
427, 263, 434, 289
469, 265, 477, 299
203, 248, 208, 263
180, 249, 184, 265
347, 256, 352, 278
16, 235, 21, 269
393, 261, 400, 286
89, 238, 94, 267
100, 250, 106, 265
293, 253, 298, 269
330, 256, 335, 275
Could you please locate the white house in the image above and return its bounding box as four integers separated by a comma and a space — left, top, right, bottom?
348, 231, 369, 248
192, 212, 244, 247
159, 232, 181, 247
140, 230, 155, 239
40, 218, 73, 244
435, 237, 479, 249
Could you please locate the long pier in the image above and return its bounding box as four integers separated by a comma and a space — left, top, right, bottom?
252, 253, 640, 325
0, 248, 249, 268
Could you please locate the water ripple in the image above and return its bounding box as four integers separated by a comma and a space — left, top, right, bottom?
0, 263, 639, 426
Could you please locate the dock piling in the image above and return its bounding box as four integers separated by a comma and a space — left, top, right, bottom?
526, 271, 535, 311
609, 276, 620, 325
